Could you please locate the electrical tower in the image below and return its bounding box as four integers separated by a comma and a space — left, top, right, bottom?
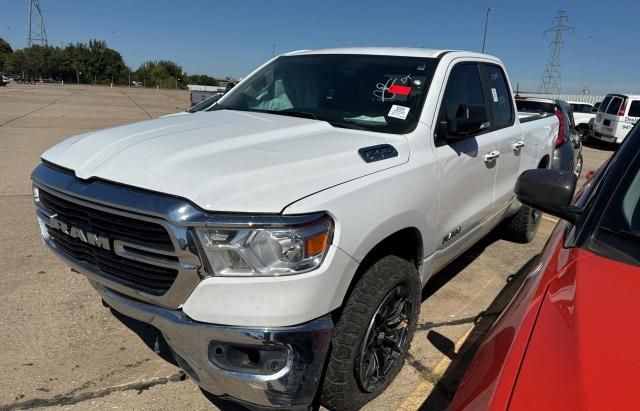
538, 11, 573, 94
27, 0, 48, 47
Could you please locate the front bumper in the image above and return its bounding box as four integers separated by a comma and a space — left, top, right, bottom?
95, 283, 333, 409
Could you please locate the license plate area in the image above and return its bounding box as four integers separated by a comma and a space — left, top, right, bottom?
603, 119, 611, 126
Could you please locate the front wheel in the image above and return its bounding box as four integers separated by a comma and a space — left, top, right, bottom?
320, 255, 420, 411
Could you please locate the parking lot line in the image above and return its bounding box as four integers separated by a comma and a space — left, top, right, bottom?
398, 328, 473, 410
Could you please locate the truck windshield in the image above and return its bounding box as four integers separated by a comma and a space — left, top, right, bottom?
214, 54, 438, 134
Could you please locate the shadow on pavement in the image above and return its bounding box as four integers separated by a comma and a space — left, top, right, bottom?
422, 230, 503, 302
583, 138, 618, 152
419, 255, 540, 411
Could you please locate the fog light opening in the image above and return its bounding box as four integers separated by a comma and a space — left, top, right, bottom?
208, 341, 288, 376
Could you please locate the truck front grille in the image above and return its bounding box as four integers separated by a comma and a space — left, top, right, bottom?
39, 189, 179, 295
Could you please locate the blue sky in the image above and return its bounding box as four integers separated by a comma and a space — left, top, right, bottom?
2, 0, 638, 94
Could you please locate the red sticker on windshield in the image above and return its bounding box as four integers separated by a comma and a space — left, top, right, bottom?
388, 84, 411, 96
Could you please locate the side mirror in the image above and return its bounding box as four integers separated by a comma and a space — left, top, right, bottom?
515, 169, 581, 223
444, 104, 491, 139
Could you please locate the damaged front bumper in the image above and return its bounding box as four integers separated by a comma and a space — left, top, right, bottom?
94, 283, 333, 409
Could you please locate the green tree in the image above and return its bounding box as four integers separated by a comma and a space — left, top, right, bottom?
0, 37, 14, 73
186, 74, 219, 86
135, 60, 187, 89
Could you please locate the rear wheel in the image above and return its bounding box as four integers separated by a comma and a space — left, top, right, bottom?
502, 204, 541, 243
320, 255, 420, 411
577, 125, 590, 142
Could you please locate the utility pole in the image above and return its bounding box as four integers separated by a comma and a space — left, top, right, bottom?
27, 0, 48, 47
539, 11, 574, 94
272, 44, 276, 57
481, 7, 495, 53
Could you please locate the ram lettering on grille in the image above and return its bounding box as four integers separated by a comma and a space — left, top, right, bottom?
48, 215, 111, 251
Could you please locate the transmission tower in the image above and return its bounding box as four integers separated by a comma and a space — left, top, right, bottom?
538, 11, 573, 94
27, 0, 48, 47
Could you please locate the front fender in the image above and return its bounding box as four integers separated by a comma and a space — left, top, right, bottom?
283, 160, 439, 294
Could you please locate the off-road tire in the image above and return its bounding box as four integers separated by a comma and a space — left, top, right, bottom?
502, 204, 541, 243
320, 255, 420, 411
577, 125, 590, 142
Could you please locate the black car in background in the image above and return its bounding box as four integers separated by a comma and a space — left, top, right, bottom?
516, 97, 583, 178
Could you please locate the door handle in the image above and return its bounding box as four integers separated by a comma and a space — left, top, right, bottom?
512, 141, 525, 151
483, 150, 500, 162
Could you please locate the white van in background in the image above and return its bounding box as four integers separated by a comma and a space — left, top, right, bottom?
591, 94, 640, 143
568, 101, 596, 140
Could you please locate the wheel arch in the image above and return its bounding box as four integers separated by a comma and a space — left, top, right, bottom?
333, 226, 423, 319
539, 154, 550, 169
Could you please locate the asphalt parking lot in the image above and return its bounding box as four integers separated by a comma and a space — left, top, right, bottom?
0, 84, 614, 411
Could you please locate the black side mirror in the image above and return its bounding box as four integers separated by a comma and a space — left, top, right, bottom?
515, 169, 581, 223
444, 104, 491, 139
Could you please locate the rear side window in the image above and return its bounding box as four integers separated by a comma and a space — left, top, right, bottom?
571, 103, 594, 113
628, 101, 640, 117
599, 96, 612, 113
515, 100, 554, 113
483, 65, 514, 128
606, 97, 623, 115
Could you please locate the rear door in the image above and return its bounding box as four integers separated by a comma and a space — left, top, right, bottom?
595, 95, 623, 137
607, 96, 627, 139
481, 64, 522, 211
593, 95, 612, 133
432, 61, 501, 263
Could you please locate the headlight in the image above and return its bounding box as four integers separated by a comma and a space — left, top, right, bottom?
195, 214, 333, 276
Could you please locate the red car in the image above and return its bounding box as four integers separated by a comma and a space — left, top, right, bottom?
450, 124, 640, 410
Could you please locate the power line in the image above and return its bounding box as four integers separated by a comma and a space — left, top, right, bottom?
27, 0, 48, 47
538, 10, 573, 94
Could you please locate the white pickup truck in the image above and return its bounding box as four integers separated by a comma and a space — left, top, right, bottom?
32, 48, 558, 410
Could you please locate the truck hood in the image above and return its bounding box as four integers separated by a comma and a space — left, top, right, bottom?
42, 110, 409, 213
508, 251, 640, 410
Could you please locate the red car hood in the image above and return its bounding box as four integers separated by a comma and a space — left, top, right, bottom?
509, 251, 640, 410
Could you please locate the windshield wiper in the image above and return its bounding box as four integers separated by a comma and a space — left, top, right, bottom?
327, 121, 370, 131
263, 110, 369, 130
213, 105, 250, 112
273, 110, 320, 121
213, 107, 369, 130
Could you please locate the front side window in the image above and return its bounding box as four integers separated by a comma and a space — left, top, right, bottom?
439, 63, 486, 127
483, 65, 514, 128
214, 54, 438, 134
